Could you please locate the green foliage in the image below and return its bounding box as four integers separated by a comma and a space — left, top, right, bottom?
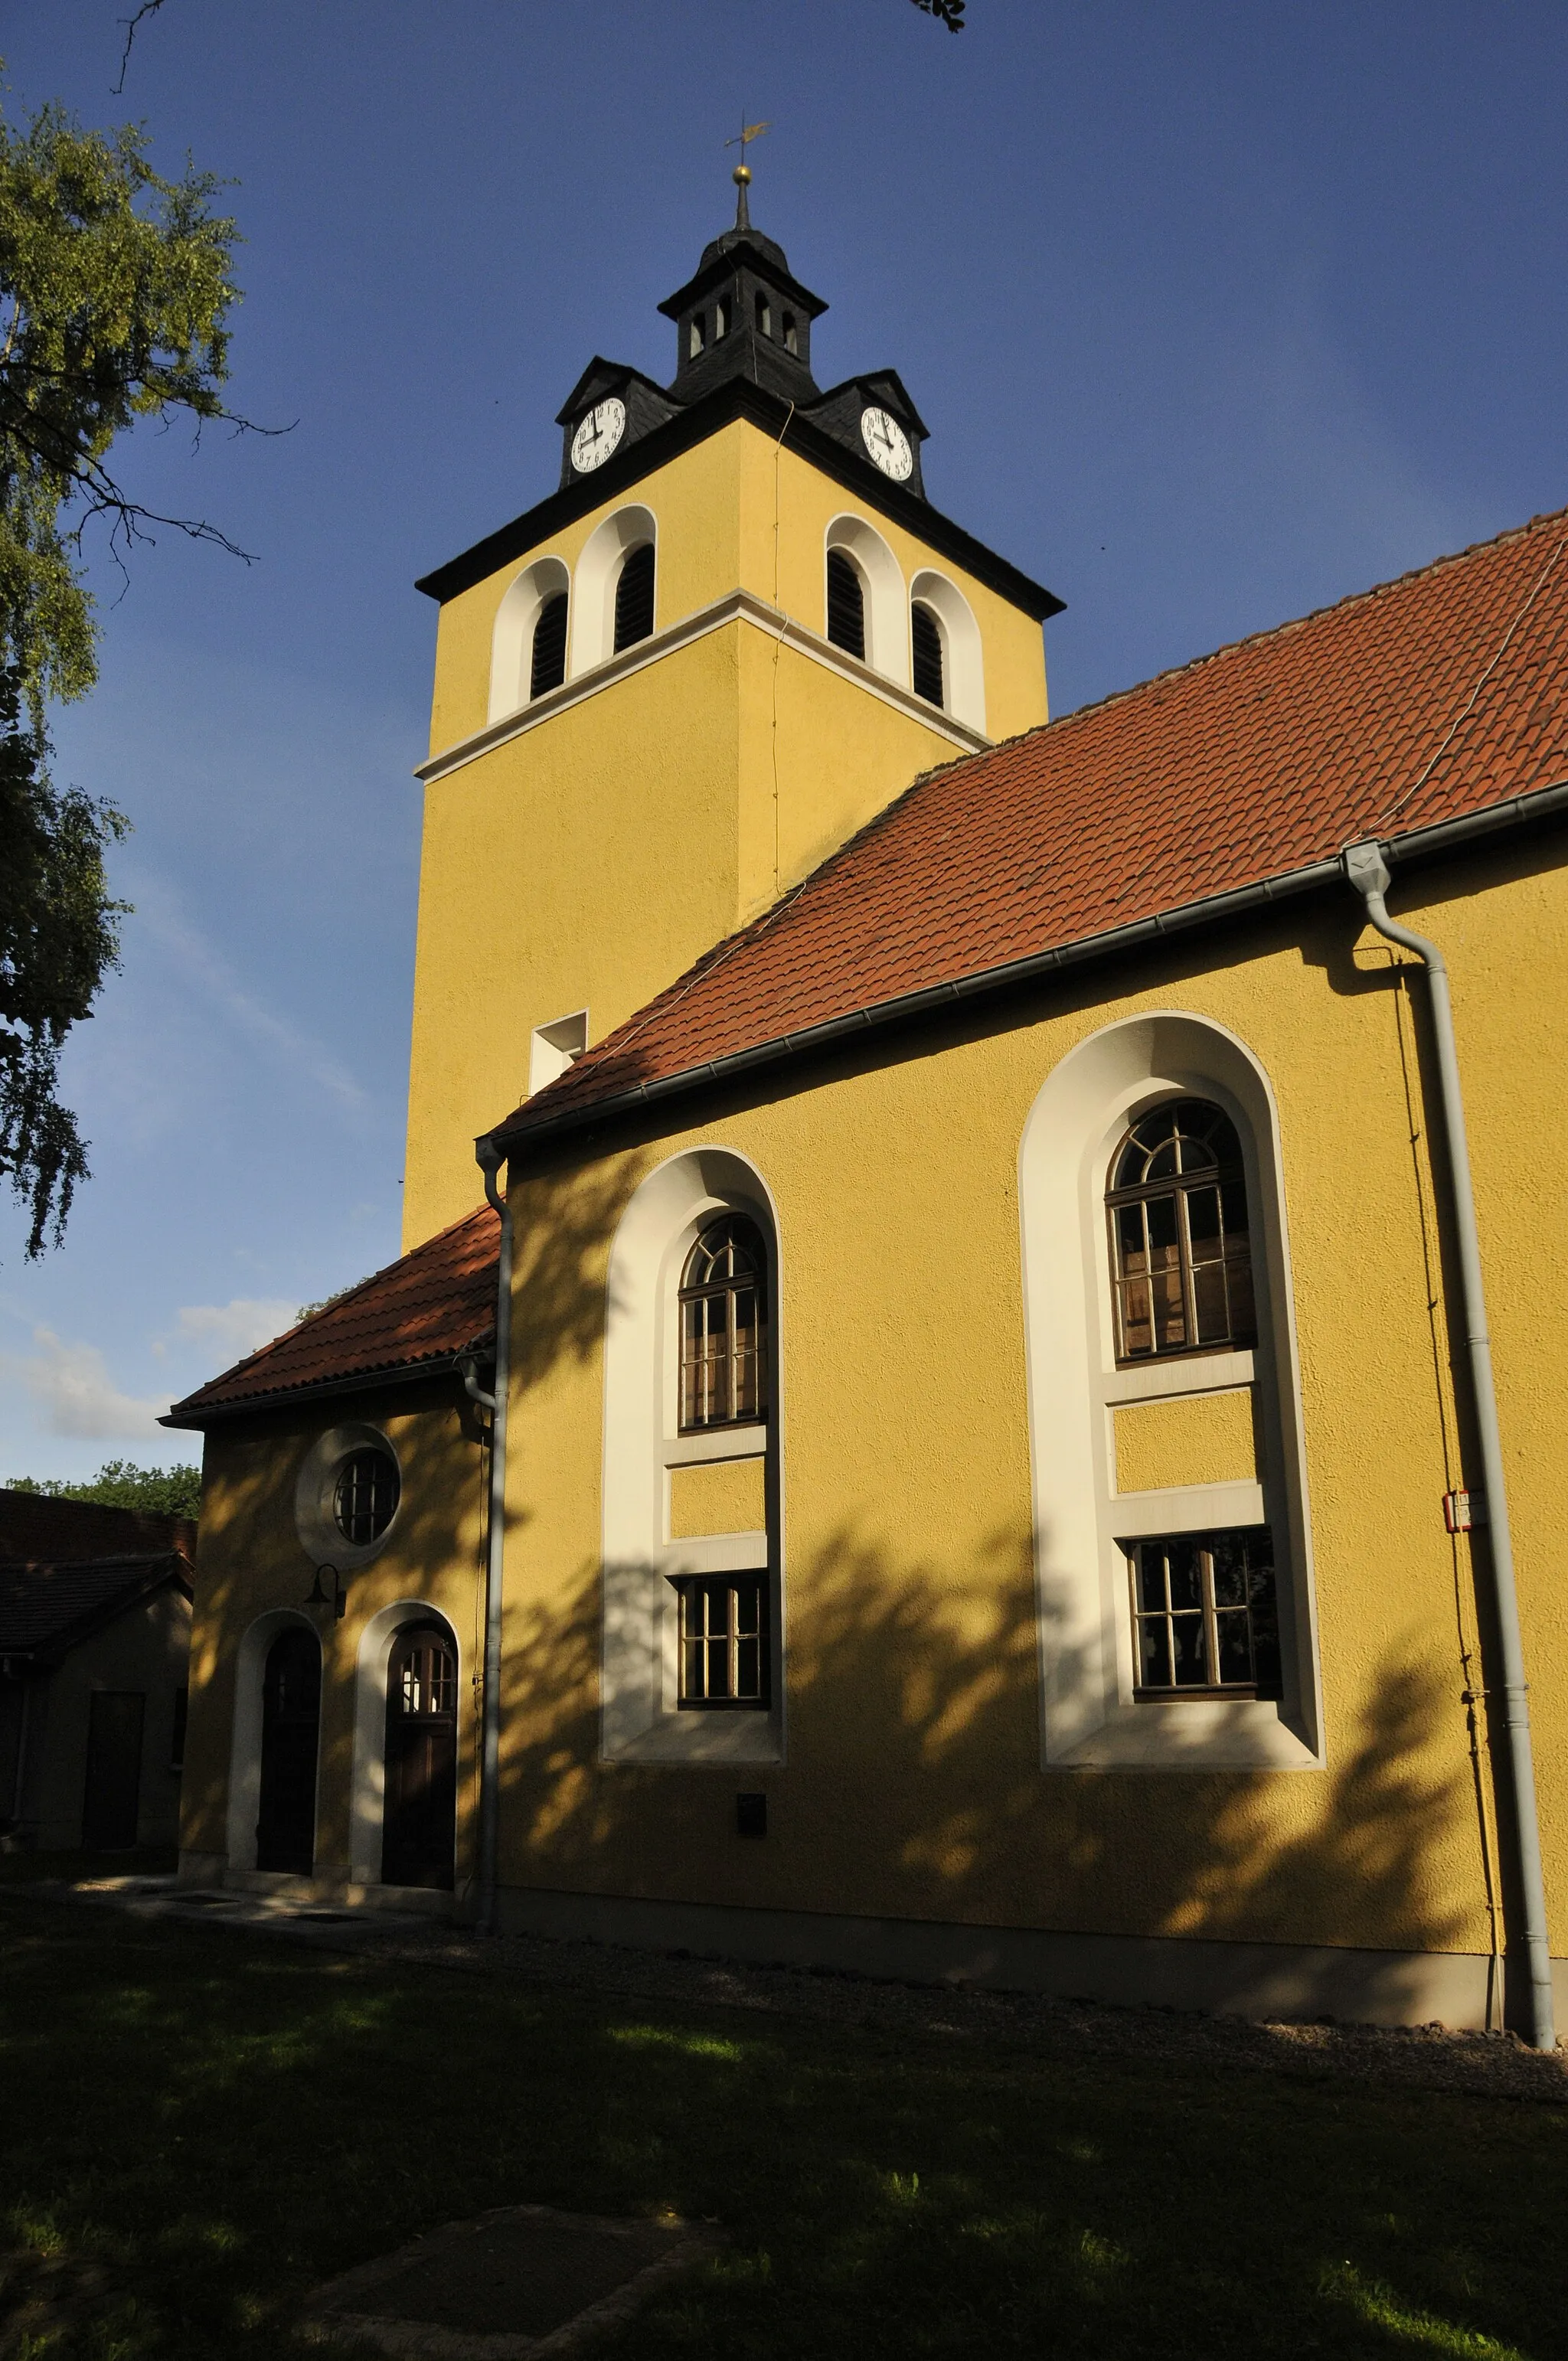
0, 663, 126, 1252
0, 87, 240, 1255
5, 1455, 201, 1517
0, 94, 240, 716
910, 0, 966, 25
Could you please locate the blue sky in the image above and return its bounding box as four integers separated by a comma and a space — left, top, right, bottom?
2, 0, 1566, 1478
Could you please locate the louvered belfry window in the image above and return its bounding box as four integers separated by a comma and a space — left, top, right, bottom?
911, 601, 944, 707
529, 591, 568, 697
679, 1214, 766, 1430
825, 549, 865, 659
612, 542, 655, 653
1107, 1099, 1256, 1361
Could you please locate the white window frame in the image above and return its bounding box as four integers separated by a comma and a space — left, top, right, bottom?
1019, 1012, 1323, 1770
909, 568, 985, 733
600, 1147, 783, 1765
824, 513, 909, 687
488, 554, 570, 724
570, 505, 658, 678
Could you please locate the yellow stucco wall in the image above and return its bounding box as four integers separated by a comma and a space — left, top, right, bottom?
178, 1382, 488, 1889
1113, 1390, 1259, 1493
401, 417, 1050, 1248
669, 1456, 767, 1539
485, 834, 1568, 1966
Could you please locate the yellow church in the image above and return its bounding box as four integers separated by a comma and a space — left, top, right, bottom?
168, 181, 1568, 2049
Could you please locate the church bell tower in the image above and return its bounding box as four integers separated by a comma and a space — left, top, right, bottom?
401, 171, 1062, 1249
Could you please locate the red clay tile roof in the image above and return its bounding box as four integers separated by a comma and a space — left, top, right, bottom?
496, 505, 1568, 1145
165, 1205, 498, 1425
0, 1553, 191, 1656
0, 1491, 194, 1563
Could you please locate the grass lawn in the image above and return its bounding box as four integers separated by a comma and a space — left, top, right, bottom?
2, 1896, 1564, 2359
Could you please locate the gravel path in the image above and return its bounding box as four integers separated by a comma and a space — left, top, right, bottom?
26, 1878, 1568, 2106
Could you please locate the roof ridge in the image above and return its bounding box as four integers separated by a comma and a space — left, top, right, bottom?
204, 1200, 499, 1389
1042, 501, 1568, 738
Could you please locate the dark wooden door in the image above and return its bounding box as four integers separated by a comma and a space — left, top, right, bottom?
256, 1627, 321, 1873
382, 1624, 456, 1890
82, 1691, 144, 1848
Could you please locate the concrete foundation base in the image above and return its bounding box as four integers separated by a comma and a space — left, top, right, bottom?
493, 1883, 1568, 2033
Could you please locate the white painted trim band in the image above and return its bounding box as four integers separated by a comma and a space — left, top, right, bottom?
416, 587, 991, 785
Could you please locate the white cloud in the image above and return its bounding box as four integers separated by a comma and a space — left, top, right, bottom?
129, 874, 372, 1117
172, 1298, 297, 1364
15, 1327, 165, 1440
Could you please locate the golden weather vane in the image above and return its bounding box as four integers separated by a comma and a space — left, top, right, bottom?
724, 116, 770, 227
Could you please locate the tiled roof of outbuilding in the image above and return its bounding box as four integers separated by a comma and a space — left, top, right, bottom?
0, 1491, 194, 1564
495, 504, 1568, 1145
165, 1204, 499, 1426
0, 1552, 191, 1657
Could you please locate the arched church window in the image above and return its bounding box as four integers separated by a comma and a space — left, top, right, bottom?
755, 291, 772, 338
679, 1213, 767, 1430
612, 543, 655, 653
334, 1446, 400, 1546
529, 590, 568, 698
782, 312, 797, 354
910, 600, 945, 708
714, 296, 730, 340
689, 315, 704, 359
825, 549, 866, 661
1106, 1099, 1255, 1362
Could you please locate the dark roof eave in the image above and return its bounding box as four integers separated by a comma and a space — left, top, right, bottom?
163, 1345, 490, 1432
491, 777, 1568, 1158
0, 1556, 192, 1663
414, 375, 1063, 621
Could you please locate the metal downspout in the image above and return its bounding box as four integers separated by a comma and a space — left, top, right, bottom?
1344, 841, 1556, 2049
474, 1135, 514, 1937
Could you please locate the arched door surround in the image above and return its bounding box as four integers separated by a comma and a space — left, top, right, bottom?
255, 1625, 322, 1873
381, 1619, 458, 1890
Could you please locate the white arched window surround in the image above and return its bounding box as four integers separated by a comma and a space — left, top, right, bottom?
823, 514, 909, 688
1019, 1012, 1322, 1772
570, 504, 658, 679
600, 1145, 784, 1765
349, 1599, 463, 1889
226, 1607, 322, 1875
488, 555, 570, 725
909, 568, 985, 733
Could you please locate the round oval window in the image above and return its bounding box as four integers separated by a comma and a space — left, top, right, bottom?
333, 1447, 399, 1546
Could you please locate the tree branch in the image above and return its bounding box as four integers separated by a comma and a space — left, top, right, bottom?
113, 0, 168, 96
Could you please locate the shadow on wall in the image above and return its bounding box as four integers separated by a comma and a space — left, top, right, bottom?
495, 1514, 1472, 2023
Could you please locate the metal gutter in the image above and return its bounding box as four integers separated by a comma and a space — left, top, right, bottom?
1344, 841, 1557, 2051
495, 777, 1568, 1157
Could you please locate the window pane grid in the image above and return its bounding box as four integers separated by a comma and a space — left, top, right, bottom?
678, 1216, 766, 1432
674, 1576, 769, 1709
1128, 1529, 1280, 1700
1107, 1099, 1256, 1363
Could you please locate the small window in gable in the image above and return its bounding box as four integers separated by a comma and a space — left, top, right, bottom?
528, 1008, 587, 1096
782, 312, 797, 354
1107, 1099, 1256, 1362
825, 549, 866, 660
612, 543, 655, 652
714, 295, 730, 339
910, 600, 945, 708
680, 1214, 767, 1431
755, 292, 772, 338
529, 591, 569, 698
689, 315, 705, 359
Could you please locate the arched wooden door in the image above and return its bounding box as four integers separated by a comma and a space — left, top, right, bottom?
382, 1623, 457, 1890
256, 1626, 321, 1873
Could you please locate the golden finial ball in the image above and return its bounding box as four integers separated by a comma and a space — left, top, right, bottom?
733, 163, 752, 186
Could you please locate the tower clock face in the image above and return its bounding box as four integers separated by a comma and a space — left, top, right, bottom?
570, 398, 626, 473
860, 406, 913, 482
